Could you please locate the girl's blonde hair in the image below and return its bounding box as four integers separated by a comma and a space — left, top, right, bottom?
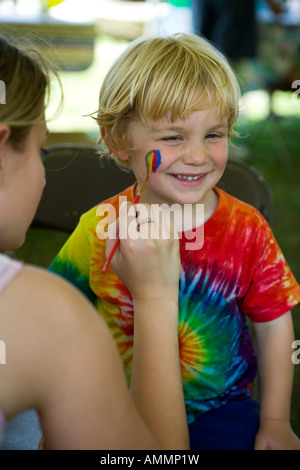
0, 35, 61, 149
95, 33, 241, 168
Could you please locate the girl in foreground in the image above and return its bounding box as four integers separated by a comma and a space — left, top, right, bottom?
0, 36, 189, 450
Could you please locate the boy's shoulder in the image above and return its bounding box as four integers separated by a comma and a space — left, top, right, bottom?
98, 184, 136, 208
215, 186, 269, 226
80, 184, 136, 225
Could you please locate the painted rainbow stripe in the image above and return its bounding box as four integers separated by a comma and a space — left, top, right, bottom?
145, 150, 162, 174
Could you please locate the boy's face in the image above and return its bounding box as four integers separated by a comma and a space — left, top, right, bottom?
120, 106, 228, 209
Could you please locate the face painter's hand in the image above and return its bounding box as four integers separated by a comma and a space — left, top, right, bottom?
105, 202, 180, 300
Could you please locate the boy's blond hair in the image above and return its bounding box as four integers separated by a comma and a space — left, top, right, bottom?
96, 33, 241, 168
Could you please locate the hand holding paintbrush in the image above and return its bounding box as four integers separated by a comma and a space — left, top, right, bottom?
102, 150, 162, 273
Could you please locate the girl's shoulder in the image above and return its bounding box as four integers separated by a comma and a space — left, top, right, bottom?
0, 263, 95, 325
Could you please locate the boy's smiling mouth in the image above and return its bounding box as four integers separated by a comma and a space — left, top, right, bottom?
168, 172, 208, 186
174, 174, 204, 181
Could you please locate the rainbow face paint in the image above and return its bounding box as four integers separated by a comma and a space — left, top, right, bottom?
145, 150, 162, 175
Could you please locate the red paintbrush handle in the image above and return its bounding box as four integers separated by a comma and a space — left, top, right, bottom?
102, 235, 120, 272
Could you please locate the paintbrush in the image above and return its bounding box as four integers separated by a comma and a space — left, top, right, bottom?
102, 150, 162, 273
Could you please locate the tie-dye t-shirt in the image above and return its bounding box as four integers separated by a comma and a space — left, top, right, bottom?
49, 185, 300, 424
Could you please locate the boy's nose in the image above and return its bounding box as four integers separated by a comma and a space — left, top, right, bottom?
181, 142, 208, 166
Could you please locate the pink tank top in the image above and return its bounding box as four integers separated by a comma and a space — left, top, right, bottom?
0, 254, 23, 442
0, 254, 23, 294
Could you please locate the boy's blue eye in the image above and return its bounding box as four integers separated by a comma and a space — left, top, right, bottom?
206, 133, 218, 138
162, 136, 182, 141
206, 133, 224, 140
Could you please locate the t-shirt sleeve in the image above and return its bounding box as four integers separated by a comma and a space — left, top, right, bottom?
49, 212, 97, 303
238, 213, 300, 322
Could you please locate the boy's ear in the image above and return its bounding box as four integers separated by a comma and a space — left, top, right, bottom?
100, 127, 130, 161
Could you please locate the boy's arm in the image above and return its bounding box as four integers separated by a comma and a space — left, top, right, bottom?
253, 311, 300, 450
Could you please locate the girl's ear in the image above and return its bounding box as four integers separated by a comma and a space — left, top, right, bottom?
0, 125, 11, 184
100, 127, 130, 162
0, 125, 10, 149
